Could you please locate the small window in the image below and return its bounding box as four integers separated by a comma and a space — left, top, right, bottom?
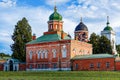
106, 62, 110, 68
29, 64, 32, 69
45, 64, 48, 69
42, 64, 44, 69
97, 62, 100, 68
37, 64, 40, 69
53, 63, 57, 68
90, 63, 94, 68
75, 63, 78, 69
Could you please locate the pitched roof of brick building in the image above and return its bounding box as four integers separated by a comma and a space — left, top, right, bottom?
27, 34, 71, 44
72, 54, 115, 60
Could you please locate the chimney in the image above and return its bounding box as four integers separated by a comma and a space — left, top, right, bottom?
32, 33, 36, 40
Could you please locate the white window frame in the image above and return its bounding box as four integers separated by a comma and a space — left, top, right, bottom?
62, 45, 67, 58
52, 49, 57, 58
29, 51, 33, 60
38, 50, 42, 59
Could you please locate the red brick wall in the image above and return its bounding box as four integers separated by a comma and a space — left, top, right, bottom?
72, 58, 115, 71
19, 63, 26, 71
115, 61, 120, 71
26, 40, 71, 70
0, 64, 3, 71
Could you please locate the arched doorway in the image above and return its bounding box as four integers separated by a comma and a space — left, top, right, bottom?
9, 60, 13, 71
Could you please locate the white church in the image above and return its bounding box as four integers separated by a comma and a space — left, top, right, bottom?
101, 16, 117, 55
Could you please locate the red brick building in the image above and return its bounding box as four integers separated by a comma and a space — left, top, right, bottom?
26, 6, 92, 71
72, 54, 115, 71
0, 6, 120, 71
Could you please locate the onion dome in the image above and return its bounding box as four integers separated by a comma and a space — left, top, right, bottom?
104, 16, 113, 31
75, 18, 88, 31
49, 6, 62, 21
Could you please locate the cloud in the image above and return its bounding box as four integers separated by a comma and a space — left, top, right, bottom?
45, 0, 70, 6
0, 0, 16, 8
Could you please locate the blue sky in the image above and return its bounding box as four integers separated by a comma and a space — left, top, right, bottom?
0, 0, 120, 55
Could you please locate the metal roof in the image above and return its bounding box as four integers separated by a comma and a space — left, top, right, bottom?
72, 54, 115, 60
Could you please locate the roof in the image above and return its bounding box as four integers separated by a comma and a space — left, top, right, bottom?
49, 6, 62, 21
75, 22, 88, 31
104, 26, 113, 31
72, 54, 115, 60
27, 34, 71, 44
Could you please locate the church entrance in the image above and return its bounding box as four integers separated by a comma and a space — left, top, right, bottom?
9, 60, 13, 71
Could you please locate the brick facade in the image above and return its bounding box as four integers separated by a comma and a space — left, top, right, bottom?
26, 39, 92, 71
72, 58, 115, 71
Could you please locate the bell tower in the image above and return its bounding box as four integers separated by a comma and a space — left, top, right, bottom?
101, 16, 117, 55
74, 18, 88, 42
47, 6, 63, 32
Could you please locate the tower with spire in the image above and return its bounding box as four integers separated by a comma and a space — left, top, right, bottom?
101, 16, 117, 55
74, 17, 89, 42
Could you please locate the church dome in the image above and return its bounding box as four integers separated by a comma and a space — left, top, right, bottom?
49, 6, 62, 21
75, 20, 88, 31
103, 16, 113, 31
104, 26, 113, 31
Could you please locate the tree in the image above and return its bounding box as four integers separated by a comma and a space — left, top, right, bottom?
89, 33, 112, 54
89, 33, 100, 54
116, 44, 120, 55
11, 17, 32, 62
0, 52, 10, 58
98, 36, 112, 54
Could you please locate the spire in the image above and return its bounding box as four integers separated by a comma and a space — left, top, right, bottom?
107, 16, 110, 26
80, 17, 82, 22
54, 1, 57, 12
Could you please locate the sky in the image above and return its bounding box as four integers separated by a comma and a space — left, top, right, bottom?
0, 0, 120, 55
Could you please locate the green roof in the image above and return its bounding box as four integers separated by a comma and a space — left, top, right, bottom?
49, 6, 62, 21
104, 26, 113, 31
72, 54, 115, 60
27, 34, 71, 44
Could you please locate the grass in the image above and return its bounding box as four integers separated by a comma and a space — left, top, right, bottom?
0, 71, 120, 80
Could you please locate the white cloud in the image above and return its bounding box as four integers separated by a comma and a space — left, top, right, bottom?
45, 0, 70, 6
0, 0, 16, 8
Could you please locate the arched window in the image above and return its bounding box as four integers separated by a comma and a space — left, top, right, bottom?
62, 45, 67, 58
38, 50, 42, 59
41, 51, 44, 59
45, 50, 48, 58
29, 51, 33, 60
52, 49, 57, 58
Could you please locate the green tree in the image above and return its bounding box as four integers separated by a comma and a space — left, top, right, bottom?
98, 36, 112, 54
11, 17, 32, 62
0, 53, 10, 58
89, 33, 112, 54
116, 44, 120, 55
89, 33, 100, 54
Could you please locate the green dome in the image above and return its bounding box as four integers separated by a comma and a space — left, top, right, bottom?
104, 26, 113, 31
104, 16, 113, 31
49, 6, 62, 21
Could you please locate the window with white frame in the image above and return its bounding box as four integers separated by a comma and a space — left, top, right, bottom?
90, 63, 94, 68
41, 51, 44, 59
106, 62, 110, 68
52, 49, 57, 58
62, 45, 67, 58
97, 62, 100, 68
29, 51, 33, 60
45, 50, 48, 58
38, 50, 42, 59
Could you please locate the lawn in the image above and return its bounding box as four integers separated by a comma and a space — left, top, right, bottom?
0, 71, 120, 80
